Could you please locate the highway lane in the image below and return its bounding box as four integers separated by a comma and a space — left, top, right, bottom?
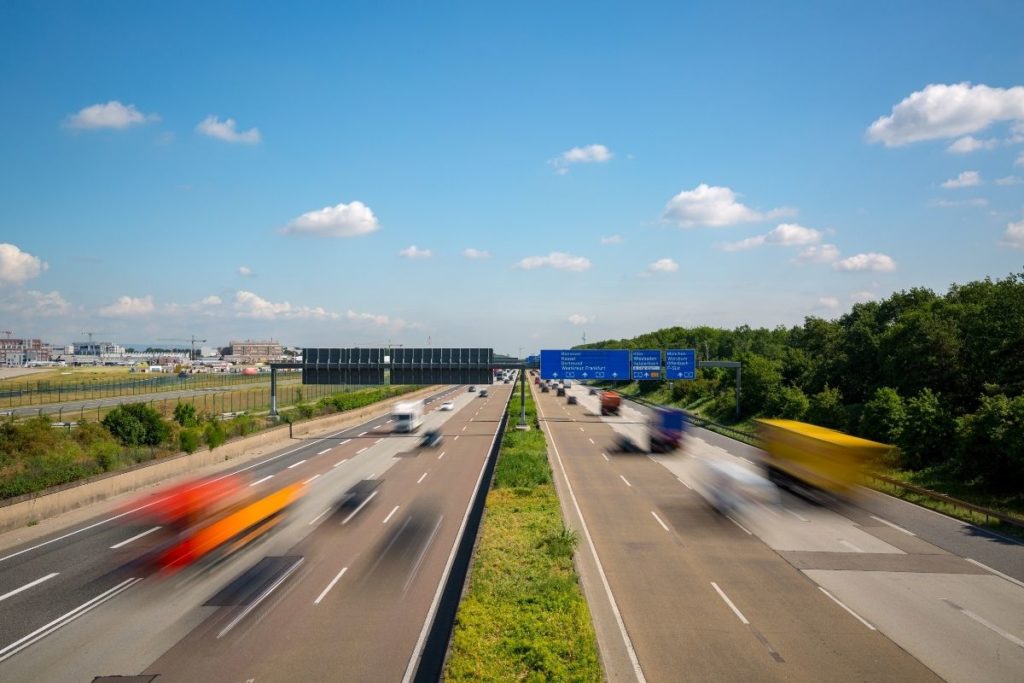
554, 382, 1024, 682
0, 382, 509, 681
536, 381, 941, 682
0, 385, 460, 666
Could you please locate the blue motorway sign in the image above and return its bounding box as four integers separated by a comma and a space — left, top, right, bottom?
666, 349, 697, 380
526, 355, 541, 366
540, 349, 630, 380
631, 349, 662, 380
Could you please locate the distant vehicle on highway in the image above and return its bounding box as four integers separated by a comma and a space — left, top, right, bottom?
540, 384, 550, 393
391, 399, 425, 432
479, 389, 488, 397
420, 428, 443, 448
567, 395, 577, 405
468, 386, 476, 392
440, 401, 454, 411
338, 479, 381, 510
556, 387, 566, 396
600, 391, 621, 416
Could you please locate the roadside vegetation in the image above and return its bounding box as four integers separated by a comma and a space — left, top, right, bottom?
446, 389, 602, 682
584, 271, 1024, 519
0, 384, 422, 501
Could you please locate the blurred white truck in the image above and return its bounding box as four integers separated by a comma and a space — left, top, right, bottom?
391, 399, 425, 432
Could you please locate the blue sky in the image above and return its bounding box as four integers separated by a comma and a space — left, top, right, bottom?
1, 1, 1022, 354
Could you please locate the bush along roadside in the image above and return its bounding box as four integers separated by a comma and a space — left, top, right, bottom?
445, 390, 602, 682
0, 385, 424, 501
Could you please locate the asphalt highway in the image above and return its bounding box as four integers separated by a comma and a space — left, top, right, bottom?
536, 380, 1024, 683
0, 382, 512, 682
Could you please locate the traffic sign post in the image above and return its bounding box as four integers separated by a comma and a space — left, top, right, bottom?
540, 349, 630, 380
630, 349, 662, 380
666, 349, 697, 380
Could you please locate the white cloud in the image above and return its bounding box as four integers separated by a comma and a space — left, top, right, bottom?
346, 309, 411, 329
817, 297, 840, 310
282, 200, 380, 237
550, 144, 613, 172
794, 244, 841, 264
930, 198, 988, 208
600, 235, 623, 245
399, 245, 433, 259
850, 291, 877, 303
164, 295, 224, 316
200, 295, 222, 306
996, 175, 1022, 186
0, 243, 47, 284
234, 291, 337, 320
946, 136, 1000, 153
1002, 220, 1024, 249
1017, 151, 1024, 167
65, 101, 158, 129
941, 170, 981, 188
646, 258, 679, 273
833, 253, 897, 272
567, 313, 593, 325
662, 183, 793, 227
196, 115, 261, 144
866, 83, 1024, 147
719, 223, 822, 251
0, 290, 71, 317
516, 251, 591, 272
99, 295, 155, 317
463, 248, 491, 259
238, 265, 254, 276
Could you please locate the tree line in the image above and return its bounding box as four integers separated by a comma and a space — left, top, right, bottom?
584, 271, 1024, 491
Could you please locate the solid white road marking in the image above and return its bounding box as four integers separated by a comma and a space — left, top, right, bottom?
838, 539, 864, 553
417, 472, 428, 484
333, 459, 348, 468
784, 508, 809, 522
309, 507, 332, 526
376, 438, 384, 444
870, 515, 916, 536
314, 567, 348, 605
620, 475, 632, 487
218, 558, 304, 638
303, 474, 321, 485
341, 491, 378, 524
438, 451, 446, 460
461, 426, 466, 432
943, 599, 1023, 647
819, 587, 876, 630
579, 427, 584, 432
711, 582, 749, 625
650, 511, 670, 532
0, 577, 141, 662
676, 476, 692, 490
0, 572, 59, 603
965, 558, 1024, 589
317, 448, 331, 455
358, 431, 368, 436
454, 435, 460, 441
109, 526, 161, 549
727, 515, 753, 535
250, 475, 274, 487
287, 459, 307, 469
383, 506, 400, 524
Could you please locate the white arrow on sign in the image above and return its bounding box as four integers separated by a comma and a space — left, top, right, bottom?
582, 372, 588, 378
612, 372, 618, 378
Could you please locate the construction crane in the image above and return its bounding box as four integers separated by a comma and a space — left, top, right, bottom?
0, 331, 12, 340
158, 336, 208, 361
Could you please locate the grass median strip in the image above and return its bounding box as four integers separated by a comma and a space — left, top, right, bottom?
445, 390, 602, 682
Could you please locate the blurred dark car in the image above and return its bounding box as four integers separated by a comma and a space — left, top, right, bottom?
567, 396, 577, 405
420, 428, 443, 448
541, 384, 550, 393
556, 387, 566, 396
337, 479, 381, 509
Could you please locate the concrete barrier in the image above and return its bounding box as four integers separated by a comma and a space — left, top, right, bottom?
0, 386, 440, 535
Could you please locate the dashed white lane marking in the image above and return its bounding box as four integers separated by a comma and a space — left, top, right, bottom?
965, 559, 1024, 589
870, 515, 916, 536
819, 587, 876, 630
342, 491, 378, 524
309, 507, 332, 526
454, 435, 460, 441
676, 476, 692, 490
943, 598, 1024, 647
619, 475, 632, 487
339, 439, 351, 446
601, 452, 609, 461
726, 515, 752, 535
838, 539, 864, 553
383, 506, 400, 524
356, 447, 368, 454
250, 475, 273, 487
358, 431, 368, 436
287, 459, 307, 469
317, 448, 331, 455
438, 451, 446, 460
0, 572, 59, 602
784, 508, 809, 522
376, 438, 384, 444
218, 559, 303, 638
588, 438, 595, 445
650, 511, 670, 532
303, 474, 321, 485
333, 459, 348, 468
579, 427, 584, 432
109, 526, 161, 549
314, 567, 348, 605
417, 472, 428, 484
711, 582, 749, 625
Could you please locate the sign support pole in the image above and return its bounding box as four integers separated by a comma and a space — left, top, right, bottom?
517, 367, 529, 430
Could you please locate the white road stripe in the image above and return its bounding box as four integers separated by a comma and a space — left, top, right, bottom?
965, 558, 1024, 589
819, 587, 876, 630
601, 452, 609, 461
438, 451, 446, 460
0, 572, 59, 603
943, 598, 1024, 648
356, 447, 368, 454
376, 438, 384, 444
726, 515, 752, 535
461, 426, 466, 432
676, 476, 692, 490
250, 475, 274, 487
383, 506, 400, 524
218, 558, 304, 638
711, 582, 749, 625
650, 511, 670, 532
784, 508, 809, 522
287, 459, 307, 469
454, 435, 460, 441
579, 427, 584, 432
838, 539, 863, 553
333, 459, 348, 468
588, 438, 595, 445
109, 526, 161, 549
303, 474, 321, 485
620, 475, 632, 487
417, 472, 428, 484
317, 448, 331, 455
358, 431, 368, 436
341, 491, 378, 524
314, 567, 348, 605
309, 507, 332, 526
870, 515, 916, 536
339, 439, 351, 446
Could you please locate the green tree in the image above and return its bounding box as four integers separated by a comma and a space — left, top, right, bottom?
770, 385, 809, 420
807, 385, 846, 429
102, 403, 169, 447
738, 354, 783, 415
203, 419, 227, 450
172, 402, 199, 428
860, 387, 906, 443
896, 389, 951, 470
954, 394, 1024, 491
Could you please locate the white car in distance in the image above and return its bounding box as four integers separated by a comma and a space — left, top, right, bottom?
440, 401, 455, 411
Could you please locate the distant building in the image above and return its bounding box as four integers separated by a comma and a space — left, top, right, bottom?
228, 340, 284, 362
1, 338, 52, 366
73, 341, 120, 356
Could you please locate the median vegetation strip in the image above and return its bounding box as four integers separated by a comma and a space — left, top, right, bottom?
445, 389, 602, 682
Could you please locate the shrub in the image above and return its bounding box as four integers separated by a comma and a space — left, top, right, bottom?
180, 428, 201, 454
102, 403, 169, 447
203, 419, 228, 450
807, 385, 846, 429
739, 355, 783, 415
770, 385, 809, 420
173, 402, 199, 427
954, 394, 1024, 491
896, 389, 951, 470
860, 387, 905, 443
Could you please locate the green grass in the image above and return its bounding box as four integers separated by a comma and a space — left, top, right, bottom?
445, 389, 602, 682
